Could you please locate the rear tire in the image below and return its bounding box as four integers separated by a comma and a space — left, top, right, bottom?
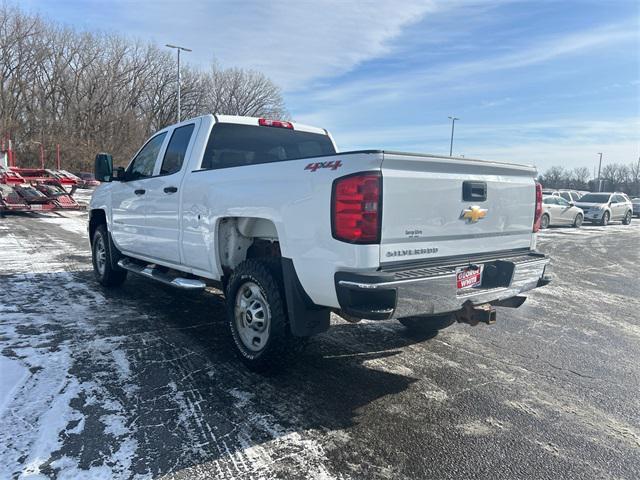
399, 314, 455, 336
622, 211, 632, 225
540, 214, 550, 229
92, 224, 127, 287
225, 259, 306, 372
573, 213, 583, 228
600, 211, 610, 226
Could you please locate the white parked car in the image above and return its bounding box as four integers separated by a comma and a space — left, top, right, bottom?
89, 114, 551, 371
574, 192, 633, 226
540, 195, 584, 228
542, 189, 583, 203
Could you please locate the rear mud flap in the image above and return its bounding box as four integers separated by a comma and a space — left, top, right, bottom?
281, 258, 330, 337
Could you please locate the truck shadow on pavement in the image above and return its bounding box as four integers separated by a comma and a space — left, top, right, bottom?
1, 269, 434, 478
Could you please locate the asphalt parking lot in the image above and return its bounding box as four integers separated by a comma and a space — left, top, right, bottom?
1, 209, 639, 479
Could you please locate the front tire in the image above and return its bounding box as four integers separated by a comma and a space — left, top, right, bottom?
92, 224, 127, 287
622, 210, 632, 225
225, 259, 305, 372
600, 211, 610, 226
573, 213, 583, 228
540, 214, 550, 229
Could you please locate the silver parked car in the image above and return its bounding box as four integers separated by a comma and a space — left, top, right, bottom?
540, 195, 584, 228
574, 192, 633, 226
632, 197, 640, 217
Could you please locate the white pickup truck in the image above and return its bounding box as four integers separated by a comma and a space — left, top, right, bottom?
90, 114, 550, 370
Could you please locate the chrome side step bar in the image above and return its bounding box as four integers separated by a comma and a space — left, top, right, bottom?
117, 259, 206, 290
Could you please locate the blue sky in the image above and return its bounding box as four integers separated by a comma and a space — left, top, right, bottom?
23, 0, 640, 172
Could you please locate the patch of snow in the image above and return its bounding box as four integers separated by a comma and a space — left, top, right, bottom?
37, 214, 88, 237
0, 356, 29, 418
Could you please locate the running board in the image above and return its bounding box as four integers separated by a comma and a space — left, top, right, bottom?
117, 259, 206, 290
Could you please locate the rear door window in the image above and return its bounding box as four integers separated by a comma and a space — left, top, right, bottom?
160, 124, 195, 175
201, 123, 336, 170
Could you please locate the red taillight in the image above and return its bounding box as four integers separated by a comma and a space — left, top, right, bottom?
258, 118, 293, 129
533, 182, 543, 232
332, 172, 381, 244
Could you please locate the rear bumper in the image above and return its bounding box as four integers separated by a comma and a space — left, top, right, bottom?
335, 251, 550, 320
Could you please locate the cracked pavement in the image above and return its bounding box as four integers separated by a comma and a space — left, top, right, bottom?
0, 206, 639, 479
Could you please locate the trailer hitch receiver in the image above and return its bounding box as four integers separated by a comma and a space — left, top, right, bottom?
455, 302, 496, 326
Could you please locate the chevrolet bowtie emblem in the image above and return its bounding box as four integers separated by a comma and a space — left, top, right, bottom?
461, 205, 488, 223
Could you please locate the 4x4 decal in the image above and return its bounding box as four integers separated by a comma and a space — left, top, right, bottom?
305, 160, 342, 172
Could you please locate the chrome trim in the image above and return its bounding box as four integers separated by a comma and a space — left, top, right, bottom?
118, 259, 206, 290
339, 255, 550, 319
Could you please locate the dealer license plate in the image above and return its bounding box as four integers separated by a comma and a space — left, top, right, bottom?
456, 265, 483, 290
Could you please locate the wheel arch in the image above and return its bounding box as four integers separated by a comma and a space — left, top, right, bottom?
217, 216, 330, 337
89, 208, 107, 242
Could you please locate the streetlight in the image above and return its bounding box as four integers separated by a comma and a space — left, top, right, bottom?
597, 152, 603, 192
448, 116, 459, 157
165, 44, 192, 123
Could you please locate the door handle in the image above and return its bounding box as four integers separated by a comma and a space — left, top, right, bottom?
134, 189, 146, 195
164, 186, 178, 194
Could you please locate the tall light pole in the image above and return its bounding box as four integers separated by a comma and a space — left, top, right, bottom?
596, 152, 603, 192
448, 116, 459, 157
165, 44, 192, 123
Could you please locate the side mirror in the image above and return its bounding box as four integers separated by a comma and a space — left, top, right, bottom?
114, 167, 126, 181
569, 202, 574, 207
94, 153, 113, 182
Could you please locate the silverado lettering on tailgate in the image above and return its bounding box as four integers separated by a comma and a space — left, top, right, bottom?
385, 247, 439, 258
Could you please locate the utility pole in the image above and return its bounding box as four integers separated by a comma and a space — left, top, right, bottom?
596, 152, 603, 192
448, 116, 459, 156
165, 44, 192, 123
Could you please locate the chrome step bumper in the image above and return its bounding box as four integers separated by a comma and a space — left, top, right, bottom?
118, 259, 206, 290
335, 251, 550, 320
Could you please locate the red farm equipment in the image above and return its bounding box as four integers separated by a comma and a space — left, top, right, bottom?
0, 136, 84, 215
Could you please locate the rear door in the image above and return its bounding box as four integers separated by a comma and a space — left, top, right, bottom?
380, 153, 537, 263
545, 196, 561, 224
615, 194, 628, 219
143, 121, 198, 264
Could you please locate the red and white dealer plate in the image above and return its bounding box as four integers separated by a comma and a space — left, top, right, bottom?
456, 265, 484, 290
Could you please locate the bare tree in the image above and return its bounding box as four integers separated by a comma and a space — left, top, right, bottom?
0, 5, 289, 171
570, 167, 590, 189
539, 166, 567, 189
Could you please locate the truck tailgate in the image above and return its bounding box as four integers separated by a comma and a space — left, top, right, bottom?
380, 152, 537, 264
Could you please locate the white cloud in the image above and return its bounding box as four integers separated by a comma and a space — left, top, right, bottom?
108, 0, 443, 90
305, 21, 639, 105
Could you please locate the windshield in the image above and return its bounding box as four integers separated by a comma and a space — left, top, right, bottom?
201, 123, 336, 170
38, 184, 64, 196
578, 193, 611, 203
17, 186, 47, 199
